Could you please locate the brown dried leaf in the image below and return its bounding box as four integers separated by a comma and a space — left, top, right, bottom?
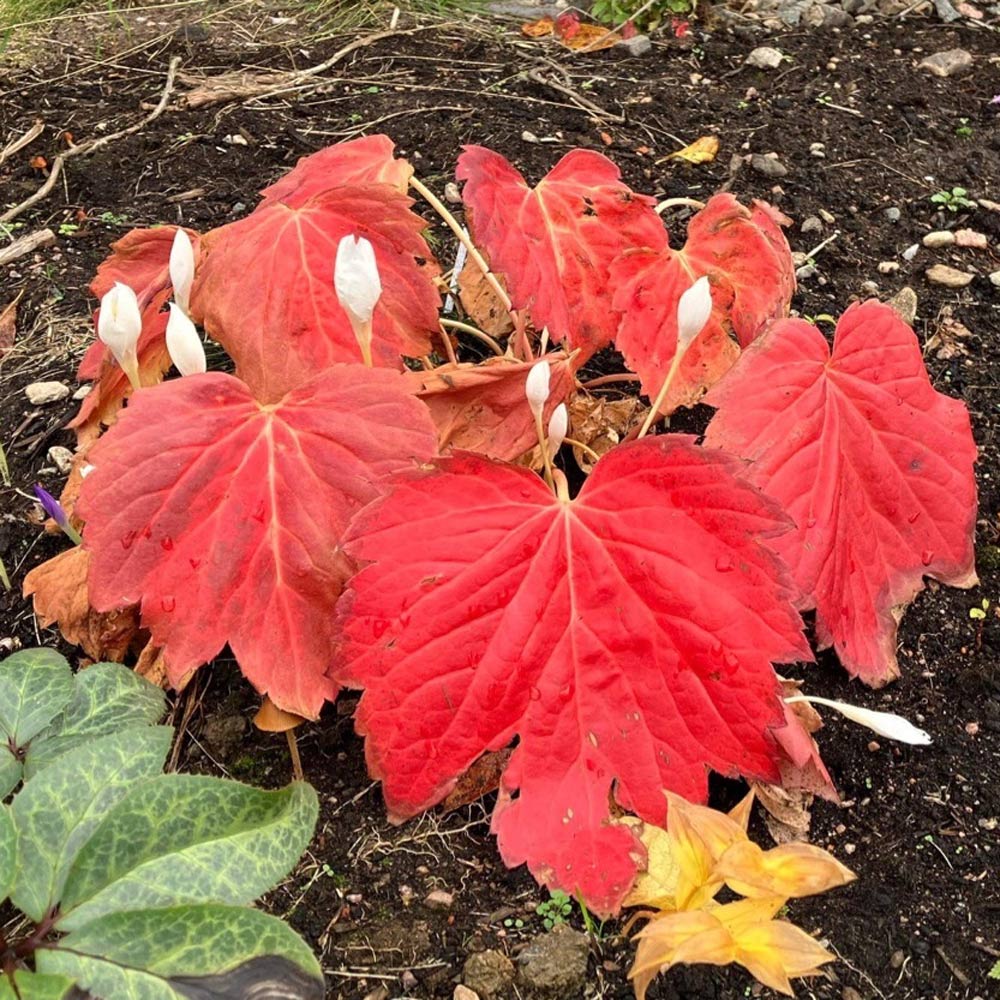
23, 546, 141, 662
134, 640, 170, 688
568, 393, 646, 473
559, 22, 621, 50
441, 748, 513, 812
521, 15, 554, 36
0, 298, 16, 357
926, 306, 971, 360
457, 259, 513, 339
753, 782, 814, 845
668, 136, 720, 164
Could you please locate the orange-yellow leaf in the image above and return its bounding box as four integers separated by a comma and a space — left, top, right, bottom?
521, 15, 554, 36
623, 820, 681, 911
558, 22, 621, 50
734, 912, 836, 995
715, 840, 856, 899
667, 136, 720, 164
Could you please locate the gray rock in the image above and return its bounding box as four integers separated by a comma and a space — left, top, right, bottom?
47, 446, 74, 474
622, 34, 652, 56
777, 0, 810, 24
796, 264, 818, 280
444, 182, 462, 205
745, 46, 784, 69
885, 206, 901, 222
918, 49, 973, 78
25, 381, 70, 405
932, 0, 962, 20
923, 230, 956, 248
463, 950, 515, 1000
750, 153, 788, 178
888, 286, 918, 325
860, 279, 880, 296
801, 216, 823, 235
925, 263, 974, 288
804, 2, 852, 27
989, 271, 1000, 287
843, 0, 875, 11
517, 926, 589, 997
200, 713, 247, 759
424, 889, 454, 910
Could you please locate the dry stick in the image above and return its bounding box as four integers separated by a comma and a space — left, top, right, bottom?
655, 196, 706, 216
0, 229, 56, 266
526, 67, 624, 124
1, 57, 181, 225
440, 318, 504, 356
0, 121, 44, 165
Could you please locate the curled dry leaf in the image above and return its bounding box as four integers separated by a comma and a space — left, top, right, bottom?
22, 547, 141, 663
0, 298, 16, 357
457, 258, 513, 339
925, 305, 971, 360
134, 639, 176, 689
568, 394, 646, 473
752, 783, 814, 845
771, 679, 838, 803
441, 748, 513, 813
521, 15, 554, 36
667, 137, 720, 165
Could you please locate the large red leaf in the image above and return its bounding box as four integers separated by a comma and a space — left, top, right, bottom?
259, 135, 413, 207
611, 195, 794, 415
190, 186, 441, 402
456, 146, 666, 360
334, 438, 810, 913
77, 365, 438, 718
703, 301, 978, 685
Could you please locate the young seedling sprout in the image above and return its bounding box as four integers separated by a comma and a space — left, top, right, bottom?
638, 275, 713, 438
785, 694, 931, 745
97, 281, 142, 391
166, 303, 207, 376
335, 234, 381, 367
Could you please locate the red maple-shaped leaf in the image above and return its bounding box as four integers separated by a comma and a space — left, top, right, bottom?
457, 146, 666, 360
77, 365, 439, 718
704, 301, 978, 685
259, 134, 413, 207
611, 194, 794, 415
334, 438, 810, 913
190, 186, 441, 402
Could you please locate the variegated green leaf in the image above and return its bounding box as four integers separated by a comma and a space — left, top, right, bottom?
0, 649, 73, 745
26, 662, 166, 779
0, 971, 76, 1000
0, 802, 16, 902
10, 727, 173, 920
60, 777, 318, 929
0, 748, 21, 800
39, 904, 324, 1000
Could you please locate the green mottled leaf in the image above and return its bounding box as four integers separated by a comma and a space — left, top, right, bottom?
10, 727, 172, 921
0, 748, 21, 800
60, 777, 318, 929
26, 662, 166, 779
39, 904, 324, 1000
0, 803, 15, 902
0, 971, 77, 1000
0, 649, 73, 745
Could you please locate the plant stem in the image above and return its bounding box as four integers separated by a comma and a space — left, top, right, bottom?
580, 373, 642, 389
440, 318, 504, 356
436, 323, 459, 365
533, 409, 556, 491
637, 349, 684, 439
564, 437, 602, 463
654, 196, 706, 216
286, 730, 304, 783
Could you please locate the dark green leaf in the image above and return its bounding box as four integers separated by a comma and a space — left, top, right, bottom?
0, 803, 15, 902
26, 663, 166, 778
10, 727, 173, 921
60, 777, 318, 929
0, 748, 21, 800
0, 971, 78, 1000
38, 904, 323, 1000
0, 649, 73, 745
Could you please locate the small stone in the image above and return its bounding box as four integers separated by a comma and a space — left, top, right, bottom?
843, 842, 857, 854
819, 208, 836, 224
200, 713, 247, 760
444, 182, 461, 205
223, 133, 248, 146
842, 988, 864, 1000
885, 206, 901, 222
965, 721, 979, 735
989, 270, 1000, 287
918, 48, 973, 77
888, 286, 918, 324
777, 0, 810, 25
47, 446, 74, 474
454, 988, 480, 1000
868, 740, 881, 751
796, 264, 817, 280
25, 381, 70, 405
517, 926, 589, 997
890, 949, 906, 969
809, 142, 826, 158
878, 261, 900, 274
855, 12, 874, 20
746, 46, 784, 69
521, 130, 539, 144
902, 243, 920, 262
346, 893, 363, 904
463, 950, 515, 1000
622, 34, 652, 56
424, 889, 454, 910
925, 264, 974, 288
923, 230, 955, 248
954, 228, 988, 248
978, 198, 1000, 213
750, 153, 788, 178
400, 970, 418, 991
860, 280, 880, 296
801, 216, 823, 235
72, 384, 92, 400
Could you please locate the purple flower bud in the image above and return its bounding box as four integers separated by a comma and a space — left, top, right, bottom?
33, 484, 83, 545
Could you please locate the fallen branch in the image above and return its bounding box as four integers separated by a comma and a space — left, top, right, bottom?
0, 121, 44, 166
0, 57, 180, 226
0, 228, 56, 266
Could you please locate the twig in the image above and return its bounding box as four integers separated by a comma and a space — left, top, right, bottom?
655, 196, 706, 216
527, 67, 624, 124
803, 230, 840, 262
0, 121, 44, 165
0, 229, 56, 266
0, 57, 180, 225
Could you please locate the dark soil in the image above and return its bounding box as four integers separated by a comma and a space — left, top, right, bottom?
2, 5, 999, 999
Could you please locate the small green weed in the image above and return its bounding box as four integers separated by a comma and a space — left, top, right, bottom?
591, 0, 692, 31
955, 118, 973, 139
536, 889, 573, 929
969, 598, 990, 620
930, 187, 976, 212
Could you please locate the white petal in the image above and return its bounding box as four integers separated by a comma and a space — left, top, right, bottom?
676, 275, 713, 352
547, 402, 568, 455
786, 695, 931, 745
335, 234, 382, 325
525, 360, 551, 419
97, 282, 142, 366
169, 228, 196, 313
166, 303, 207, 376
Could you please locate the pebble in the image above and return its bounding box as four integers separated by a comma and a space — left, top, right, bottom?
454, 988, 480, 1000
424, 889, 454, 910
978, 197, 1000, 213
47, 446, 74, 474
868, 740, 881, 751
796, 264, 818, 280
517, 926, 589, 997
801, 216, 823, 234
925, 263, 974, 287
72, 384, 92, 400
890, 949, 906, 969
809, 142, 826, 158
521, 130, 539, 144
750, 153, 788, 177
878, 261, 900, 274
622, 34, 652, 56
400, 970, 418, 991
746, 46, 785, 69
819, 208, 836, 224
918, 48, 973, 77
843, 843, 857, 854
25, 381, 70, 405
860, 280, 879, 296
463, 950, 515, 1000
989, 271, 1000, 287
444, 182, 462, 205
902, 243, 920, 261
923, 230, 955, 248
842, 988, 864, 1000
888, 286, 918, 324
885, 206, 901, 222
955, 228, 988, 248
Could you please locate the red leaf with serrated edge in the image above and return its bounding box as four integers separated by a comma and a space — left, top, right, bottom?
333, 438, 810, 913
457, 146, 666, 360
406, 354, 576, 460
259, 135, 413, 207
77, 365, 438, 718
190, 186, 441, 402
612, 195, 794, 416
79, 226, 200, 381
704, 301, 978, 685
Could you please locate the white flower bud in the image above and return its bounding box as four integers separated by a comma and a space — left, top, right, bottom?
547, 402, 568, 457
676, 275, 713, 353
335, 234, 382, 326
169, 228, 196, 313
98, 282, 142, 390
166, 303, 206, 376
525, 361, 551, 420
786, 695, 931, 746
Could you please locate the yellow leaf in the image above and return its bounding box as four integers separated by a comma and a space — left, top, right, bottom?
667, 135, 720, 164
715, 840, 856, 900
623, 821, 681, 910
728, 788, 755, 831
734, 913, 836, 995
